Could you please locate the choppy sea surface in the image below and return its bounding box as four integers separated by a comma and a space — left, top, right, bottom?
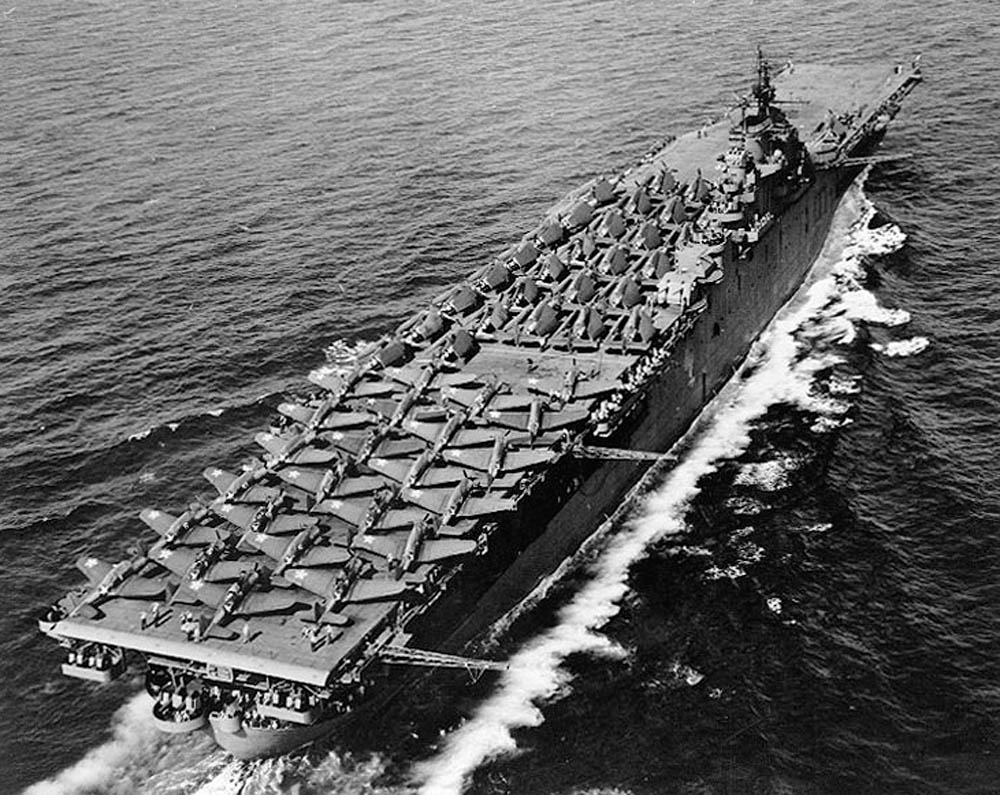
4, 1, 999, 793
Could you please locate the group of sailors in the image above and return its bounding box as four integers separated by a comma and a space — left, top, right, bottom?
153, 684, 204, 724
64, 644, 122, 673
592, 321, 695, 436
258, 686, 316, 713
202, 680, 351, 729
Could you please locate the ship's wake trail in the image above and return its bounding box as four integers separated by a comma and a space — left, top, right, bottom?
412, 180, 910, 795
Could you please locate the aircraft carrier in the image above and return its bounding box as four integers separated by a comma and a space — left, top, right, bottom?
39, 53, 922, 759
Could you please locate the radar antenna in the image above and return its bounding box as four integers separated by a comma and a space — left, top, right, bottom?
752, 46, 776, 111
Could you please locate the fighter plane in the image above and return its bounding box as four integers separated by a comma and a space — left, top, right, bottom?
351, 515, 477, 575
68, 547, 168, 617
305, 360, 370, 403
321, 424, 425, 463
366, 450, 465, 490
139, 505, 225, 546
254, 429, 342, 466
172, 566, 305, 638
211, 492, 317, 536
243, 525, 351, 575
383, 361, 482, 391
484, 397, 589, 439
282, 558, 414, 621
277, 402, 371, 431
524, 364, 620, 402
440, 379, 537, 417
368, 448, 525, 491
402, 477, 517, 525
203, 464, 282, 504
314, 485, 428, 532
403, 411, 501, 451
153, 538, 252, 585
308, 370, 399, 399
441, 434, 558, 481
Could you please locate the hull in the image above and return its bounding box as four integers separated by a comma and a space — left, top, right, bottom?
211, 713, 351, 760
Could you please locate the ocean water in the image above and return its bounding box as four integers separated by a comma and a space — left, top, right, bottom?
3, 1, 999, 793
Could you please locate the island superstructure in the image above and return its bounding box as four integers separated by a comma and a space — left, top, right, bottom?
39, 54, 922, 759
